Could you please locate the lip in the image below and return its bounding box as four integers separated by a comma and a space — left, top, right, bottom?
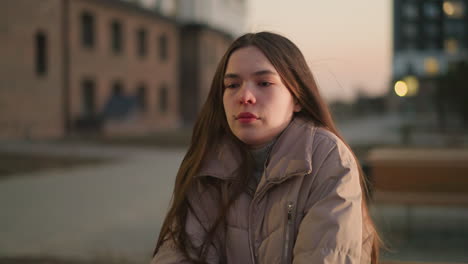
235, 112, 259, 124
236, 112, 258, 119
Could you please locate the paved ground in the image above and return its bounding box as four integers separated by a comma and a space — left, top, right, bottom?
0, 145, 185, 263
371, 204, 468, 263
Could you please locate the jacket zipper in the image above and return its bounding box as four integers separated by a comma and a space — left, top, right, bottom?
249, 173, 303, 264
282, 202, 294, 264
248, 201, 257, 264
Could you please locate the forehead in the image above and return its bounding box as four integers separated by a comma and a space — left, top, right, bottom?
225, 46, 277, 74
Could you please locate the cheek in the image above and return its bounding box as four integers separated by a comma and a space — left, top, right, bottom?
266, 92, 295, 114
222, 93, 229, 112
223, 92, 234, 118
280, 91, 296, 111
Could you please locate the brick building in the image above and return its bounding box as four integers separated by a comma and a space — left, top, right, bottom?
1, 0, 242, 139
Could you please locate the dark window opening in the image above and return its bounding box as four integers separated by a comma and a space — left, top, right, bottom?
112, 81, 123, 97
159, 85, 168, 113
81, 12, 95, 48
76, 78, 101, 132
102, 81, 138, 121
136, 85, 147, 111
82, 79, 96, 117
159, 34, 168, 61
35, 31, 47, 76
137, 28, 147, 57
111, 20, 123, 54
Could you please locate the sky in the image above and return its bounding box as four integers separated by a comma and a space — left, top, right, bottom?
246, 0, 392, 103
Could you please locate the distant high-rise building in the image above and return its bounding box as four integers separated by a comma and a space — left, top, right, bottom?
393, 0, 468, 79
391, 0, 468, 114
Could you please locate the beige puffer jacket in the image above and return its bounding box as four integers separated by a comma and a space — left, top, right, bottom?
152, 117, 373, 264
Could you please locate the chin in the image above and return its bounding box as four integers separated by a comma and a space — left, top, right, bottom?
239, 138, 261, 146
234, 133, 268, 147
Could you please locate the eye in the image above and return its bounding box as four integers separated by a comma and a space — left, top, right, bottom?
225, 83, 240, 89
258, 81, 272, 87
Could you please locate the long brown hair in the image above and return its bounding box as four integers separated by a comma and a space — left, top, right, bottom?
154, 31, 380, 263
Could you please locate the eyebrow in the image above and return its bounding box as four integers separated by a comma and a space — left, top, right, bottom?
224, 70, 278, 79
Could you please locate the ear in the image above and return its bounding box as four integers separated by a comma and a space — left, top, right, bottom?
293, 100, 302, 113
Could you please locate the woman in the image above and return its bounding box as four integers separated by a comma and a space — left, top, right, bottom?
152, 32, 380, 264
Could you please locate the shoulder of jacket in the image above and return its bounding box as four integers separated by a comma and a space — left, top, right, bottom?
314, 127, 340, 144
313, 127, 355, 163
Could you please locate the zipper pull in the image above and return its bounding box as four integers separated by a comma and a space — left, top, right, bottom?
287, 202, 294, 221
283, 202, 294, 264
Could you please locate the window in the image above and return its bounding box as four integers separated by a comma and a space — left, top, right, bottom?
159, 34, 168, 61
403, 2, 419, 19
81, 11, 95, 48
424, 23, 439, 37
35, 31, 47, 76
137, 28, 147, 57
404, 23, 418, 37
112, 81, 123, 96
136, 84, 147, 111
82, 79, 96, 117
405, 41, 417, 51
159, 85, 168, 113
424, 2, 440, 18
111, 20, 123, 54
425, 41, 439, 51
444, 21, 465, 37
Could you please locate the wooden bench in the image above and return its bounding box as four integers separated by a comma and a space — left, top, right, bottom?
366, 147, 468, 206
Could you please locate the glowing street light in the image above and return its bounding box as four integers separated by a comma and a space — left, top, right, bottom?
443, 1, 455, 16
394, 81, 409, 97
443, 1, 464, 17
404, 76, 419, 96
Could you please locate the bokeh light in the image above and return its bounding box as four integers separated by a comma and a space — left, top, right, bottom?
443, 1, 455, 16
394, 81, 408, 97
404, 75, 419, 96
424, 57, 440, 75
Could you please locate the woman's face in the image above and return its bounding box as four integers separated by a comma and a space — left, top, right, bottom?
223, 46, 301, 148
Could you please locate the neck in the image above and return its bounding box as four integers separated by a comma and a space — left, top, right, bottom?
249, 138, 276, 172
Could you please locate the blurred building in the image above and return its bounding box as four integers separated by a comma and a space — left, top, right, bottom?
117, 0, 244, 124
0, 0, 245, 139
179, 25, 232, 124
391, 0, 468, 113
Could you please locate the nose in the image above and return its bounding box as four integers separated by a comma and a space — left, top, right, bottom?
239, 83, 256, 105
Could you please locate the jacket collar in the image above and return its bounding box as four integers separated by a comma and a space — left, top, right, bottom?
196, 117, 317, 182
